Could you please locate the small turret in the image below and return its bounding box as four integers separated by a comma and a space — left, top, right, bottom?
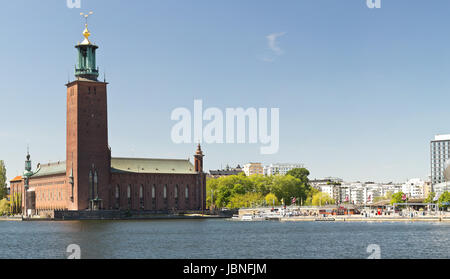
194, 143, 205, 173
23, 150, 33, 185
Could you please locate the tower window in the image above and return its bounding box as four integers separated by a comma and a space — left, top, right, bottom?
115, 185, 120, 209
140, 185, 144, 210
115, 185, 120, 199
89, 170, 93, 200
94, 171, 98, 199
127, 185, 132, 208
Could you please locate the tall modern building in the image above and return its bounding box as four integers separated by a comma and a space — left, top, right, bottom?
431, 134, 450, 187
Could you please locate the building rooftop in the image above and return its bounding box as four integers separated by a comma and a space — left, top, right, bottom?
25, 157, 197, 178
10, 176, 22, 182
33, 161, 66, 178
434, 134, 450, 141
111, 157, 196, 174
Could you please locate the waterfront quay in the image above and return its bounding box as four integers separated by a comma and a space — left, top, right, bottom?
0, 211, 229, 222
236, 205, 450, 222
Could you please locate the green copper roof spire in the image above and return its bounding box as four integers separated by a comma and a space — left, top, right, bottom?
75, 12, 99, 81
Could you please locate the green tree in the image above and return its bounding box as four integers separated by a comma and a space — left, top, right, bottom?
373, 191, 393, 203
206, 169, 312, 209
424, 192, 436, 204
286, 168, 310, 191
265, 193, 279, 206
304, 187, 319, 206
248, 175, 273, 196
228, 192, 264, 209
311, 192, 335, 206
438, 191, 450, 209
0, 161, 6, 200
271, 175, 306, 205
0, 198, 9, 216
390, 192, 406, 205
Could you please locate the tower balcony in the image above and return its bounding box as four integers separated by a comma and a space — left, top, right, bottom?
75, 68, 99, 80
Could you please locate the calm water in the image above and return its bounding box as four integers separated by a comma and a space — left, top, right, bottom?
0, 219, 449, 259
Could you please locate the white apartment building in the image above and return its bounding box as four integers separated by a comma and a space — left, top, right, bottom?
434, 181, 450, 199
379, 183, 403, 197
318, 184, 334, 200
401, 178, 425, 199
314, 180, 418, 205
330, 182, 393, 205
263, 163, 305, 176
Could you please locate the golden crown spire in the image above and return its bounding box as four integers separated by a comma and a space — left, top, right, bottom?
79, 11, 93, 45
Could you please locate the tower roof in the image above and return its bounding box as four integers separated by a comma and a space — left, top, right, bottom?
79, 12, 94, 45
74, 11, 99, 81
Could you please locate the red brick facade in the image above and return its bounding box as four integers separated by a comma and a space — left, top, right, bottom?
66, 80, 111, 211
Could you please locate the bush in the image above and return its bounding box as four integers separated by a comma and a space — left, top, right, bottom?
0, 199, 10, 216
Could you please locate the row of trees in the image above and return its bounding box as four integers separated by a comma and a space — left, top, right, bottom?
206, 168, 335, 209
389, 191, 450, 209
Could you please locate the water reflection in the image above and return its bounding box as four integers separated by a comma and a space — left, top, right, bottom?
1, 220, 450, 259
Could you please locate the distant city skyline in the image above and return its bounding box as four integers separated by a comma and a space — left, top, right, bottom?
2, 0, 450, 183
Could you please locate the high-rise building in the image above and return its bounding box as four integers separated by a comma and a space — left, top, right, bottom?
430, 134, 450, 186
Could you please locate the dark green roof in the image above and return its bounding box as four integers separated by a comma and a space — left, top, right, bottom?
33, 161, 66, 178
111, 157, 196, 174
29, 157, 197, 178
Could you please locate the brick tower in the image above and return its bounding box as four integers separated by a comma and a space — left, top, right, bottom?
66, 18, 110, 211
194, 144, 204, 173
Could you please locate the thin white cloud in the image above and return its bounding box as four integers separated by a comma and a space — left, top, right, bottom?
261, 32, 286, 62
261, 57, 275, 63
266, 32, 286, 56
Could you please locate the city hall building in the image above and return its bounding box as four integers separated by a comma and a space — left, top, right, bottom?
10, 21, 206, 217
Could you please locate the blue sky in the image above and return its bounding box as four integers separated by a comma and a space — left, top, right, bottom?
1, 0, 450, 183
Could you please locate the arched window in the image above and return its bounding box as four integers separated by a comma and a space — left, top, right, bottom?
175, 185, 178, 199
163, 185, 167, 199
115, 185, 120, 199
140, 185, 144, 210
89, 170, 93, 200
94, 171, 98, 199
152, 185, 156, 199
185, 185, 189, 199
114, 185, 120, 209
127, 185, 132, 208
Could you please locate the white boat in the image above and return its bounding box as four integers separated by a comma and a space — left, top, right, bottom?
241, 214, 254, 221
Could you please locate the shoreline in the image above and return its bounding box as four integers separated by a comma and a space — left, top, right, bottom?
3, 215, 450, 223
281, 216, 450, 222
0, 214, 226, 222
